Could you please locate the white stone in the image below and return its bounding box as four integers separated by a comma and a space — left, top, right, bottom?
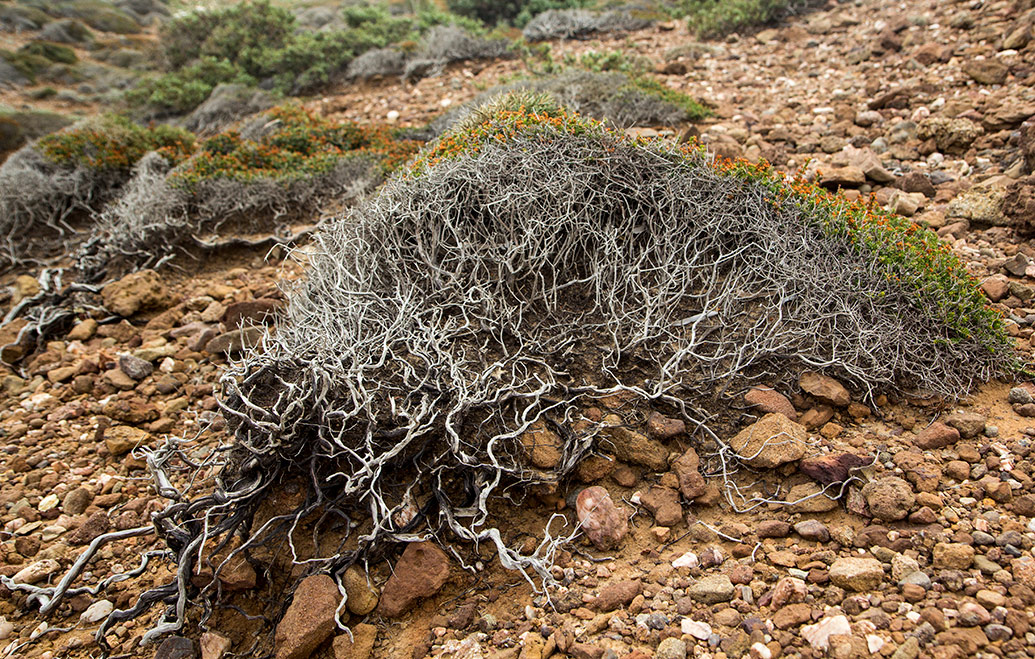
12, 559, 61, 585
80, 600, 113, 624
867, 634, 884, 653
0, 618, 13, 641
681, 619, 712, 640
672, 551, 699, 569
38, 494, 59, 513
801, 615, 851, 650
750, 642, 772, 659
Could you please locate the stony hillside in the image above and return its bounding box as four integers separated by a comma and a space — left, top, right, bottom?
1, 1, 1035, 659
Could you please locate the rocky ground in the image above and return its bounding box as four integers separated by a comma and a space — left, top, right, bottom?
2, 0, 1035, 658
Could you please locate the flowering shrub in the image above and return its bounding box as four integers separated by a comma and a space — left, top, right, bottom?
408, 98, 1011, 359
37, 116, 195, 172
170, 105, 421, 189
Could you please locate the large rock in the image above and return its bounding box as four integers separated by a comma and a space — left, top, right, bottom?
600, 423, 669, 471
332, 623, 377, 659
962, 58, 1008, 85
343, 566, 379, 615
590, 579, 642, 612
728, 413, 808, 468
101, 270, 172, 317
671, 447, 707, 500
639, 485, 682, 527
520, 421, 564, 469
913, 422, 960, 449
576, 486, 629, 550
744, 387, 797, 420
1005, 177, 1035, 236
829, 557, 884, 591
799, 452, 872, 485
862, 477, 915, 521
275, 574, 340, 659
947, 185, 1007, 225
689, 574, 735, 604
798, 372, 850, 407
917, 116, 985, 154
933, 542, 975, 570
105, 425, 149, 456
376, 541, 450, 617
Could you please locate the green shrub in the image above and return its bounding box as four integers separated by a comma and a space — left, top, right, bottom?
19, 41, 77, 65
674, 0, 801, 38
127, 58, 255, 116
56, 1, 141, 34
446, 0, 589, 27
0, 49, 52, 83
37, 115, 195, 172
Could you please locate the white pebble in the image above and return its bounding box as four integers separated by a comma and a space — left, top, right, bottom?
80, 600, 114, 624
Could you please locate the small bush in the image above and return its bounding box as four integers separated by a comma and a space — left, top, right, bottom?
38, 19, 95, 45
522, 7, 654, 41
127, 58, 255, 117
54, 1, 142, 34
447, 0, 589, 27
0, 3, 51, 32
0, 48, 52, 83
183, 83, 276, 135
37, 115, 194, 172
345, 47, 406, 80
19, 40, 77, 65
673, 0, 814, 38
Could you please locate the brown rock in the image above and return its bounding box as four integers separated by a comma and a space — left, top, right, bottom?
769, 576, 808, 609
799, 405, 835, 429
861, 477, 915, 521
799, 452, 873, 485
671, 447, 707, 500
205, 327, 266, 356
944, 412, 986, 438
376, 541, 450, 617
104, 425, 148, 456
520, 421, 564, 470
333, 623, 377, 659
773, 602, 812, 629
799, 372, 851, 407
914, 422, 960, 449
646, 412, 685, 440
70, 512, 110, 545
575, 486, 629, 551
1004, 176, 1035, 237
599, 423, 669, 471
275, 574, 340, 659
222, 298, 283, 328
744, 387, 797, 421
963, 58, 1008, 85
728, 413, 808, 468
639, 486, 682, 527
590, 579, 642, 612
101, 270, 172, 317
933, 542, 975, 570
819, 167, 866, 189
343, 566, 379, 615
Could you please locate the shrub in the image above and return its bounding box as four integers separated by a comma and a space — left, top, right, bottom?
0, 48, 52, 82
126, 57, 255, 116
403, 24, 513, 80
38, 18, 94, 44
19, 40, 77, 64
0, 116, 194, 266
447, 0, 589, 27
0, 3, 51, 32
53, 1, 142, 34
183, 83, 276, 135
77, 105, 423, 279
672, 0, 817, 38
522, 7, 654, 41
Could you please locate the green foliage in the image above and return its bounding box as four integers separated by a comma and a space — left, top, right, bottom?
0, 3, 50, 30
563, 49, 651, 75
126, 58, 254, 115
56, 1, 141, 34
171, 105, 422, 189
627, 76, 710, 121
19, 41, 77, 65
0, 48, 52, 83
37, 115, 195, 172
673, 0, 792, 38
446, 0, 588, 27
161, 0, 294, 72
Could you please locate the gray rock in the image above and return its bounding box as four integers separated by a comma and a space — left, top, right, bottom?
689, 574, 735, 604
118, 353, 153, 381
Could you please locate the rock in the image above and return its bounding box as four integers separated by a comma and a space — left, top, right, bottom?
576, 486, 629, 551
799, 372, 850, 406
861, 477, 915, 521
655, 638, 687, 659
343, 566, 379, 615
333, 623, 377, 659
963, 58, 1008, 85
793, 519, 829, 542
639, 486, 682, 527
101, 270, 172, 317
671, 447, 707, 500
801, 615, 851, 650
681, 618, 712, 639
200, 632, 231, 659
520, 421, 564, 469
728, 413, 808, 468
918, 116, 985, 154
376, 541, 450, 617
799, 452, 873, 485
1003, 176, 1035, 236
947, 185, 1007, 225
155, 637, 195, 659
205, 327, 266, 356
744, 387, 797, 420
591, 579, 642, 612
944, 412, 986, 438
933, 542, 974, 570
689, 574, 735, 604
275, 574, 340, 659
647, 411, 685, 440
105, 425, 148, 456
599, 421, 669, 471
769, 577, 808, 608
757, 520, 791, 538
786, 482, 839, 513
70, 512, 110, 545
820, 166, 866, 188
12, 559, 61, 584
222, 298, 282, 328
897, 172, 937, 198
913, 422, 960, 449
80, 599, 114, 624
829, 557, 884, 591
118, 353, 154, 381
62, 487, 93, 515
773, 602, 813, 629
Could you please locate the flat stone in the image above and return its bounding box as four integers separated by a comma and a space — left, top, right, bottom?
829, 557, 884, 591
799, 372, 851, 406
376, 542, 450, 617
728, 413, 808, 468
275, 574, 340, 659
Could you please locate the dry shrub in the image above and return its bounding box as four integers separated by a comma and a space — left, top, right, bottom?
522, 7, 654, 41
